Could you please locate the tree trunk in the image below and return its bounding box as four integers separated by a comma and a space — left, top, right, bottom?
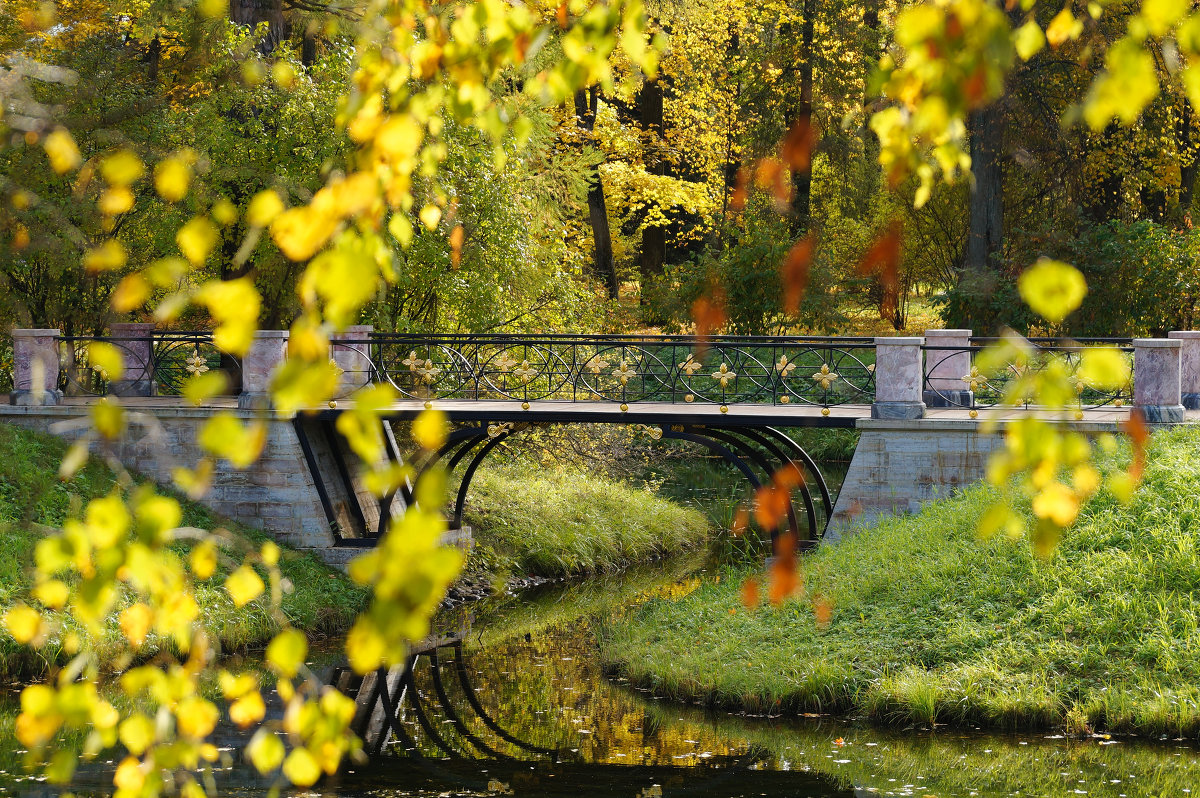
574, 88, 619, 299
962, 104, 1004, 275
638, 77, 665, 302
1178, 103, 1197, 226
229, 0, 286, 55
789, 0, 816, 234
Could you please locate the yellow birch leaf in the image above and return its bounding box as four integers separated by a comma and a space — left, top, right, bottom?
229, 691, 266, 727
5, 605, 44, 644
225, 564, 265, 607
283, 748, 321, 787
246, 730, 286, 773
1017, 259, 1087, 323
247, 190, 285, 227
44, 128, 81, 173
177, 216, 219, 266
155, 156, 192, 202
412, 408, 448, 450
119, 603, 153, 647
100, 150, 144, 186
266, 628, 308, 678
83, 240, 127, 272
88, 341, 125, 381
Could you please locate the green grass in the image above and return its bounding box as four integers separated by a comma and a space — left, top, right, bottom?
0, 422, 368, 679
461, 463, 710, 579
598, 425, 1200, 737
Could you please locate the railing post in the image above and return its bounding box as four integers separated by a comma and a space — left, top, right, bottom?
1167, 330, 1200, 409
109, 322, 155, 397
331, 325, 374, 395
10, 328, 62, 406
922, 328, 973, 408
1133, 338, 1184, 423
872, 337, 925, 419
239, 330, 289, 409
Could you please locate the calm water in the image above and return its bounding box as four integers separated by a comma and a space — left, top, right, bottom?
3, 551, 1197, 795
319, 562, 1200, 798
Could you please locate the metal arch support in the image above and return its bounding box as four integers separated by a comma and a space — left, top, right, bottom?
695, 427, 801, 542
399, 427, 488, 508
403, 655, 462, 757
428, 648, 508, 759
452, 431, 511, 528
763, 426, 833, 521
659, 428, 762, 491
451, 642, 559, 757
720, 426, 819, 543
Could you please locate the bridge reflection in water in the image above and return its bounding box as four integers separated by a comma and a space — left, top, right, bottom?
330, 621, 854, 798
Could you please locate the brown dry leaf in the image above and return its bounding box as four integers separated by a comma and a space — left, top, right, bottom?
556, 1, 568, 28
781, 235, 814, 315
449, 224, 464, 268
741, 578, 759, 609
754, 158, 791, 209
768, 532, 800, 606
772, 462, 806, 491
754, 485, 790, 532
1123, 408, 1149, 481
813, 595, 832, 626
781, 117, 817, 172
857, 220, 902, 320
691, 293, 726, 348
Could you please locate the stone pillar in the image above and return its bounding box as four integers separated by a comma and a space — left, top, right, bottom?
108, 322, 156, 397
330, 325, 374, 396
10, 329, 62, 406
922, 328, 973, 408
1168, 331, 1200, 409
238, 330, 289, 410
1133, 338, 1184, 423
872, 337, 925, 420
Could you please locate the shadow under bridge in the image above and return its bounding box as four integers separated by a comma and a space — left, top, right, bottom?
293, 406, 837, 552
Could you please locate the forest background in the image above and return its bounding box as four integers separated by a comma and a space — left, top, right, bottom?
8, 0, 1200, 358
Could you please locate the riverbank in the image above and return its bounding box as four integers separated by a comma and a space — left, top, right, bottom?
0, 422, 368, 679
461, 463, 709, 581
598, 425, 1200, 737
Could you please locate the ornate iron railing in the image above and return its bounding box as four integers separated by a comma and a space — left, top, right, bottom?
922, 338, 1134, 411
337, 334, 877, 408
56, 332, 240, 397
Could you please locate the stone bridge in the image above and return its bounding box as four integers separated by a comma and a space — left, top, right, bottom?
5, 326, 1198, 564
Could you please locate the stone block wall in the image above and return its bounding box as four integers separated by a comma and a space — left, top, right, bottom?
0, 405, 335, 552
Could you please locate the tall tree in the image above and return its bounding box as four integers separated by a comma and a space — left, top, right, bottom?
574, 86, 619, 299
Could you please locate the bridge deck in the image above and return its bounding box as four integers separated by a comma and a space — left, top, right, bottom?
26, 396, 1165, 430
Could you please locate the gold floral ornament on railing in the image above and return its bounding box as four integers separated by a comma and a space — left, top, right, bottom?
185, 349, 209, 376
494, 352, 520, 373
612, 360, 637, 385
402, 350, 421, 371
415, 359, 441, 384
961, 365, 982, 392
586, 355, 608, 375
512, 360, 538, 383
679, 354, 703, 376
811, 363, 838, 390
633, 424, 663, 440
711, 363, 736, 388
775, 354, 796, 378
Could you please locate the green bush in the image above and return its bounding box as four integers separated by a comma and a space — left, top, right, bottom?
941, 219, 1200, 336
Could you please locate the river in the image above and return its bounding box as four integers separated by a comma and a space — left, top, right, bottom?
317, 557, 1200, 798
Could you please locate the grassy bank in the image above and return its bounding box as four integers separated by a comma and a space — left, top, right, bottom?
599, 426, 1200, 737
0, 422, 368, 678
461, 463, 709, 579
